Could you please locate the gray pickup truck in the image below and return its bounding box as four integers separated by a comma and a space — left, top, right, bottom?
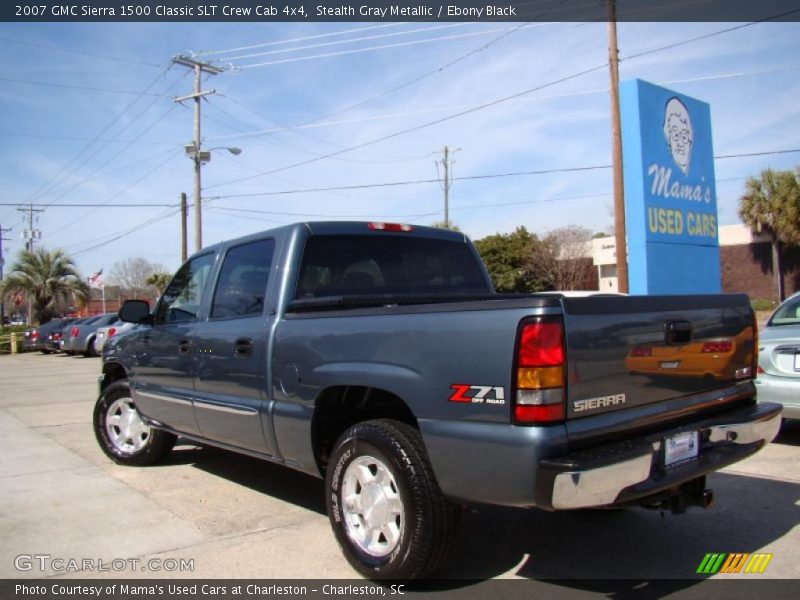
95, 221, 782, 580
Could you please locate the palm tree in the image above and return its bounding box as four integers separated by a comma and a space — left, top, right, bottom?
145, 272, 172, 296
738, 168, 800, 302
0, 248, 90, 324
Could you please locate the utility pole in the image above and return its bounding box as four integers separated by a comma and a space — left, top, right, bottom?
435, 146, 461, 229
0, 225, 11, 323
17, 203, 44, 252
607, 0, 629, 294
172, 55, 222, 251
180, 192, 188, 263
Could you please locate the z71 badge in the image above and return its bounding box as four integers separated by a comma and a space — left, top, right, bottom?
449, 384, 506, 405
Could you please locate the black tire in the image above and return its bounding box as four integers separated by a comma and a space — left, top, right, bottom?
325, 419, 457, 581
93, 380, 176, 466
85, 337, 97, 357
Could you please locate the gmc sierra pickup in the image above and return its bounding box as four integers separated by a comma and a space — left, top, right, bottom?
95, 221, 782, 580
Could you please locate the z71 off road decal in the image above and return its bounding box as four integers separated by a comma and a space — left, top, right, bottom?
449, 385, 506, 405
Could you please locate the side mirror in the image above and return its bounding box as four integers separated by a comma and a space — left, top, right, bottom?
118, 300, 153, 324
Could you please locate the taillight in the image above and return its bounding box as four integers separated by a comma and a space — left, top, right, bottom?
630, 346, 652, 357
757, 365, 765, 375
368, 222, 413, 232
70, 327, 79, 337
53, 333, 61, 340
31, 331, 39, 341
108, 328, 117, 337
701, 340, 733, 353
514, 317, 566, 424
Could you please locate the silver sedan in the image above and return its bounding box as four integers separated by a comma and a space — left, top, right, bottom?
756, 291, 800, 419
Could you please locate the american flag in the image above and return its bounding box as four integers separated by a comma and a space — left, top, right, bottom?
88, 269, 104, 289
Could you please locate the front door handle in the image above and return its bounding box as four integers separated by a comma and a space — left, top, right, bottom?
178, 340, 192, 354
234, 338, 253, 357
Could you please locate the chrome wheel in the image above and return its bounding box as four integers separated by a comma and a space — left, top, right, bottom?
105, 397, 150, 454
341, 455, 404, 557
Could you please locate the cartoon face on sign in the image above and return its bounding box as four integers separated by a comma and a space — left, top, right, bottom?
663, 97, 693, 175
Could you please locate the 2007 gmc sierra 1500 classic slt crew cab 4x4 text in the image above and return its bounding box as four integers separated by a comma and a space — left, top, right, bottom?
94, 221, 782, 580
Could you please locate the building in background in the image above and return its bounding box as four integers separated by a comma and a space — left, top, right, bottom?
592, 224, 800, 300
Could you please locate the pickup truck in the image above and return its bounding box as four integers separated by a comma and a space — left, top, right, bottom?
95, 221, 782, 580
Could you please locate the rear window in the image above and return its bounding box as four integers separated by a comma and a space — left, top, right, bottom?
295, 235, 490, 299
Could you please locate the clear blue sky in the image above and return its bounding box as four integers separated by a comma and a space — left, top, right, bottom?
0, 20, 798, 277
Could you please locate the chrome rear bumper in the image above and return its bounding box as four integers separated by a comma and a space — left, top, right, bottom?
544, 402, 782, 510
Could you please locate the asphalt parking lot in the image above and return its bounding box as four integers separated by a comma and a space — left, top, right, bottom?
1, 352, 798, 586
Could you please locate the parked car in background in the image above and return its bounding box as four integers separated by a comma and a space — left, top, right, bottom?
44, 317, 78, 353
23, 319, 72, 353
756, 291, 800, 420
63, 314, 120, 357
95, 321, 136, 353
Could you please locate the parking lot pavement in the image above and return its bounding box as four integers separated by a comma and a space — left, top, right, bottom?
1, 352, 798, 583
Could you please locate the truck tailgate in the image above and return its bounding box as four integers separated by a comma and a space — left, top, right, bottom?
561, 294, 756, 420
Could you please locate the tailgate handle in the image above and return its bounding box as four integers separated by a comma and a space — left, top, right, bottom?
665, 320, 692, 345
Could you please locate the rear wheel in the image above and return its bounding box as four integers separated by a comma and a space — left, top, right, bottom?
325, 419, 457, 580
85, 337, 97, 357
93, 380, 176, 466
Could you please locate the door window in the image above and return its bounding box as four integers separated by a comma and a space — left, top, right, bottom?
211, 239, 275, 319
155, 253, 215, 323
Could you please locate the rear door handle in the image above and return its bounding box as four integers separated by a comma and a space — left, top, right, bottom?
234, 338, 253, 357
178, 340, 192, 354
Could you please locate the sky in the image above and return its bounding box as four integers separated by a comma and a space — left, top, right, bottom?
0, 16, 799, 279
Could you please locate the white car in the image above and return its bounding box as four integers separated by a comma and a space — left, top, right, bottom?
94, 321, 137, 353
756, 291, 800, 420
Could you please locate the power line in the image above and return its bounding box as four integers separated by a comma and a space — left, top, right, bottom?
20, 68, 175, 206
47, 149, 183, 238
206, 148, 800, 200
235, 28, 517, 69
0, 36, 163, 68
197, 23, 411, 58
0, 132, 179, 145
206, 62, 610, 191
205, 62, 800, 144
223, 23, 474, 62
622, 8, 800, 62
0, 76, 169, 96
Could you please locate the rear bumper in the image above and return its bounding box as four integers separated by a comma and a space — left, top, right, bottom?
535, 402, 782, 510
755, 374, 800, 419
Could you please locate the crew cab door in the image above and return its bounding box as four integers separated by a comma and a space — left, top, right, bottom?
192, 238, 277, 455
131, 252, 215, 436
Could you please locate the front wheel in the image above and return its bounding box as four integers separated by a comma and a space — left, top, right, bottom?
93, 380, 176, 466
325, 419, 457, 581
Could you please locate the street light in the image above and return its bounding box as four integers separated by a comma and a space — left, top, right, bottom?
184, 144, 242, 251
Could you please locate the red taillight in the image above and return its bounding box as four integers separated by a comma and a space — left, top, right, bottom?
701, 340, 733, 353
518, 321, 564, 366
757, 365, 765, 375
31, 331, 39, 341
70, 327, 79, 337
368, 222, 413, 232
53, 333, 61, 340
630, 346, 652, 357
514, 318, 566, 424
108, 328, 117, 337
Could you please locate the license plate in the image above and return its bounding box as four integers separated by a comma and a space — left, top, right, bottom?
660, 361, 680, 369
664, 431, 698, 467
794, 353, 800, 371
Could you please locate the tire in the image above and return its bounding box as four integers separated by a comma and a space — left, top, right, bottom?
85, 337, 97, 357
325, 419, 457, 581
93, 380, 176, 466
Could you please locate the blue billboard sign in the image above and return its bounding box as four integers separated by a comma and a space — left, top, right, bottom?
620, 79, 721, 295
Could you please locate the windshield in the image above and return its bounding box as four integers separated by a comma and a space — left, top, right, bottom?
768, 296, 800, 327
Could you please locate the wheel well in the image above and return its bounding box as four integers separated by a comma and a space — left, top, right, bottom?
101, 362, 127, 393
312, 386, 418, 474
